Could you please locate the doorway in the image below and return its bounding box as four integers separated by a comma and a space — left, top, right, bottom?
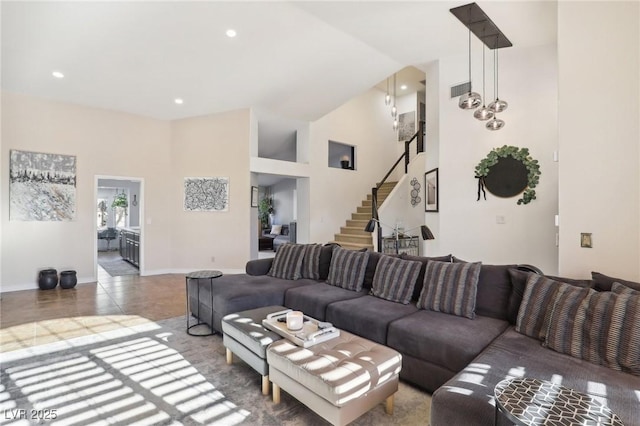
95, 176, 144, 279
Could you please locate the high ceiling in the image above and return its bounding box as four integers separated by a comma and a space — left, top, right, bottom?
1, 1, 557, 122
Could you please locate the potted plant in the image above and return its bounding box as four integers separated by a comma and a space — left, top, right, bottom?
258, 197, 274, 229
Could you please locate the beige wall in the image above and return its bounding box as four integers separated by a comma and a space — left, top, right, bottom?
557, 1, 640, 280
426, 44, 560, 273
169, 110, 251, 272
308, 88, 400, 244
1, 92, 172, 291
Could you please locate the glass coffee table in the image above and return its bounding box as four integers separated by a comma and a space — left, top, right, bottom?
494, 377, 623, 426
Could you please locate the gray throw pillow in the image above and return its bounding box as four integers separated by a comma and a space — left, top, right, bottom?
543, 283, 593, 355
301, 244, 322, 280
417, 260, 481, 319
371, 256, 422, 304
516, 275, 563, 340
267, 243, 305, 280
326, 246, 370, 291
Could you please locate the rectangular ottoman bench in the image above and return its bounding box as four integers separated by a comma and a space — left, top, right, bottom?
267, 330, 402, 426
222, 305, 286, 395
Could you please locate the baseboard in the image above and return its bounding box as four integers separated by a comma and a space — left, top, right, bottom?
1, 277, 95, 294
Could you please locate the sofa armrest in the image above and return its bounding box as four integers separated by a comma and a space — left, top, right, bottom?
246, 258, 273, 276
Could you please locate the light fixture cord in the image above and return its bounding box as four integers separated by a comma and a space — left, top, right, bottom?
482, 43, 486, 103
468, 29, 472, 87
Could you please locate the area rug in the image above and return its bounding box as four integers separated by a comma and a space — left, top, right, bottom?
0, 316, 431, 425
98, 251, 139, 277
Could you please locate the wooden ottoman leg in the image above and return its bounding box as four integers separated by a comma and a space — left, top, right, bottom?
226, 348, 233, 364
262, 375, 270, 395
385, 394, 395, 415
273, 383, 281, 404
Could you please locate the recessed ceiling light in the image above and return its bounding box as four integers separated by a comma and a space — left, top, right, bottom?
52, 71, 64, 79
226, 29, 237, 38
400, 84, 408, 90
174, 98, 184, 105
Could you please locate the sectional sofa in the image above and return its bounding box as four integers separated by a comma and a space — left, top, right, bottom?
188, 243, 640, 425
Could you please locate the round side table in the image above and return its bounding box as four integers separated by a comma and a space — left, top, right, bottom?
185, 270, 222, 336
494, 377, 624, 426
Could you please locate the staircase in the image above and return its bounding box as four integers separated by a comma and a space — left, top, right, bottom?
331, 182, 398, 250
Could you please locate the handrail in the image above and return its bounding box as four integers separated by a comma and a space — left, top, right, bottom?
370, 120, 425, 252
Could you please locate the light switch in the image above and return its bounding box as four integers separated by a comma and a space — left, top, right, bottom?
496, 215, 506, 224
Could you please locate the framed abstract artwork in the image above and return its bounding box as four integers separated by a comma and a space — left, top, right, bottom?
10, 149, 77, 221
184, 177, 229, 212
425, 168, 439, 212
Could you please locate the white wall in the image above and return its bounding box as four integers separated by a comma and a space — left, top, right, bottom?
169, 109, 251, 273
308, 88, 399, 244
1, 92, 172, 291
557, 1, 640, 280
426, 44, 559, 273
271, 179, 296, 226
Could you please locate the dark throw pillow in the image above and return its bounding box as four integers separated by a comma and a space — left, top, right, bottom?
417, 260, 481, 319
592, 271, 640, 292
267, 243, 305, 280
371, 256, 422, 304
326, 246, 370, 291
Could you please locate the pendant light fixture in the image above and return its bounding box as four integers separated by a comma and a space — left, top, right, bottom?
384, 77, 391, 106
459, 29, 482, 110
488, 44, 508, 113
391, 73, 398, 118
473, 43, 494, 121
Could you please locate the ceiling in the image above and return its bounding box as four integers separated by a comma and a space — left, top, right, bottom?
1, 1, 557, 122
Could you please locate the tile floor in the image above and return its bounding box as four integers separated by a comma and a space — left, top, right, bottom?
0, 264, 188, 352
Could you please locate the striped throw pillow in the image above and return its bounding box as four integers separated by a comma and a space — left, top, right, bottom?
301, 244, 322, 280
515, 275, 562, 340
326, 246, 370, 291
543, 283, 593, 355
417, 261, 481, 319
267, 244, 305, 280
371, 256, 422, 304
545, 282, 640, 376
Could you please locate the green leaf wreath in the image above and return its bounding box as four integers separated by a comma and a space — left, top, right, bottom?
475, 145, 541, 205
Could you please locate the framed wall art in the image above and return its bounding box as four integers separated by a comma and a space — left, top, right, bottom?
425, 168, 439, 212
251, 186, 259, 207
184, 177, 229, 212
10, 149, 77, 221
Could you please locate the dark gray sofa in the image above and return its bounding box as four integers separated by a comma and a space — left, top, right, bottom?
188, 246, 640, 425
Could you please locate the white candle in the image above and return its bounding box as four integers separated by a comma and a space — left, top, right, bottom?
286, 311, 303, 331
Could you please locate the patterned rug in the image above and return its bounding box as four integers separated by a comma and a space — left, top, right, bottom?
0, 316, 431, 425
98, 251, 139, 277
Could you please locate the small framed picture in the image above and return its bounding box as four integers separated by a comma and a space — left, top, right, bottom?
251, 186, 259, 208
425, 168, 439, 212
580, 233, 592, 248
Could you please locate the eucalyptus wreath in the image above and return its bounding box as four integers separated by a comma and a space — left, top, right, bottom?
475, 145, 541, 205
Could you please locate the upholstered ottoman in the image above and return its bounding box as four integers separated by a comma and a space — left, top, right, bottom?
267, 330, 402, 426
222, 305, 286, 395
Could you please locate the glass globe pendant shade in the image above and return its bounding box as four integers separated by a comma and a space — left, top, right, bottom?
392, 118, 398, 131
391, 105, 397, 118
486, 117, 505, 131
459, 91, 482, 110
474, 105, 494, 121
488, 98, 508, 113
385, 93, 391, 106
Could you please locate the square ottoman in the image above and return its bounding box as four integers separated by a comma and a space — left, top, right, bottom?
222, 305, 286, 395
267, 330, 402, 426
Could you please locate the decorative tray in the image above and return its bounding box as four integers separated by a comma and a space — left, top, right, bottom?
262, 309, 340, 348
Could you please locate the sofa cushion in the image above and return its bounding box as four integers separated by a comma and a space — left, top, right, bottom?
507, 269, 594, 325
267, 243, 305, 280
301, 244, 322, 280
515, 274, 562, 340
326, 246, 369, 291
417, 260, 481, 319
326, 295, 418, 344
270, 224, 282, 235
371, 256, 421, 304
545, 282, 640, 376
363, 251, 398, 290
430, 328, 640, 426
543, 283, 593, 355
318, 243, 338, 280
476, 264, 517, 320
400, 253, 452, 300
592, 271, 640, 292
387, 309, 509, 373
284, 282, 367, 321
613, 281, 639, 295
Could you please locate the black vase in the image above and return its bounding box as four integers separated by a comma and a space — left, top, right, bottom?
38, 269, 58, 290
59, 270, 77, 289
